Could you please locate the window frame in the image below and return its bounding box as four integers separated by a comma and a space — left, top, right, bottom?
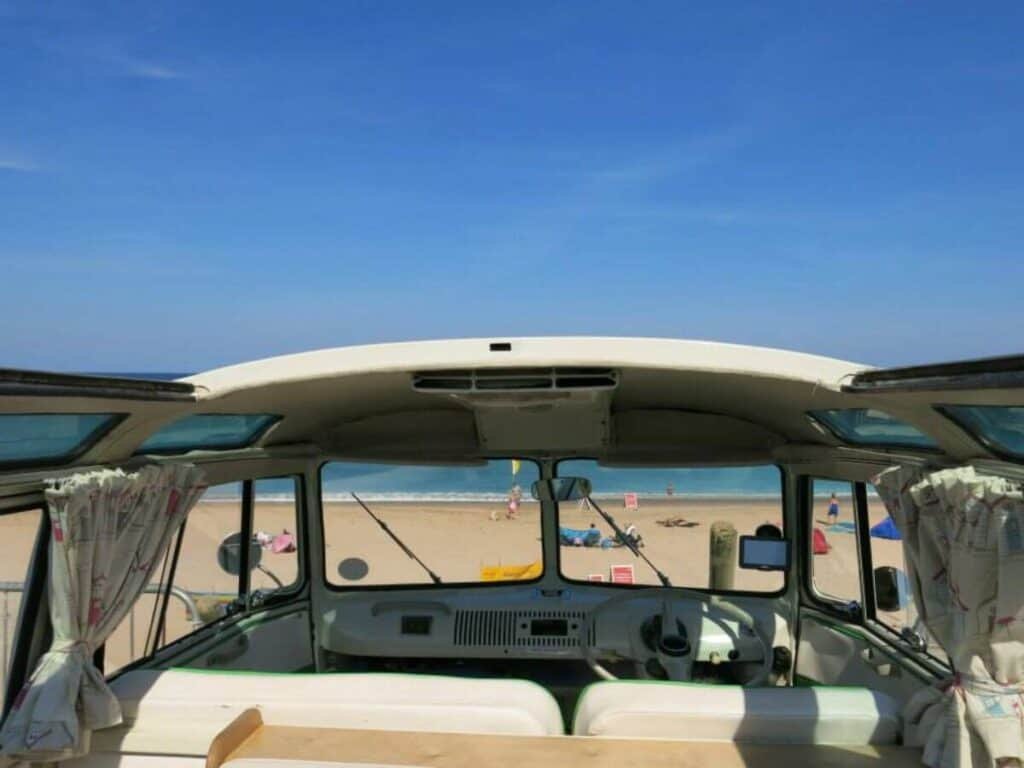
0, 412, 127, 470
0, 503, 49, 721
797, 476, 951, 670
103, 473, 308, 677
807, 409, 941, 452
246, 475, 307, 606
802, 477, 866, 614
133, 413, 282, 456
553, 460, 789, 598
858, 482, 950, 667
318, 458, 545, 592
935, 404, 1024, 462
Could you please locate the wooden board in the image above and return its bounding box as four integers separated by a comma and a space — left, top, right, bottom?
207, 709, 264, 768
210, 719, 924, 768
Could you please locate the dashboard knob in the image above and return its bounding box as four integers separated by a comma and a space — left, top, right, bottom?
658, 633, 690, 657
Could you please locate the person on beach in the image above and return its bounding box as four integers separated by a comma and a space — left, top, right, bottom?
827, 492, 840, 524
506, 484, 523, 520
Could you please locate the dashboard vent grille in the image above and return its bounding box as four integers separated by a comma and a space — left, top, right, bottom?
453, 609, 517, 646
413, 368, 618, 394
453, 609, 594, 648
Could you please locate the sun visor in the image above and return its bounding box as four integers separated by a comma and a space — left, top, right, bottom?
319, 409, 479, 458
608, 409, 784, 463
468, 390, 613, 453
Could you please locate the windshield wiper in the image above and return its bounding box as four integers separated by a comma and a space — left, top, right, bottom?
350, 492, 442, 584
586, 495, 672, 587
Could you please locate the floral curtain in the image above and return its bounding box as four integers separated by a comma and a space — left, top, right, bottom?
873, 465, 1024, 768
0, 463, 207, 761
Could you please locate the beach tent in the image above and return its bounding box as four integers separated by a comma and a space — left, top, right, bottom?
870, 516, 902, 540
559, 525, 602, 547
812, 527, 830, 555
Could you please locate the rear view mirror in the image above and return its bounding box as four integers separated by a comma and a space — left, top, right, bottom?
216, 532, 262, 575
531, 477, 592, 501
874, 566, 907, 612
739, 535, 790, 571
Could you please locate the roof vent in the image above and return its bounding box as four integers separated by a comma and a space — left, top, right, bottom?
412, 367, 618, 394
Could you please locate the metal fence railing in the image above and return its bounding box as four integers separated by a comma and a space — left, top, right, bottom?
0, 580, 208, 697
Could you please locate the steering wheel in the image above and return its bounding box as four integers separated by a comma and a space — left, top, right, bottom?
578, 587, 773, 686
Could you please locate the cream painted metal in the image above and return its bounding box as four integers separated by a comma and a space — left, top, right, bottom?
3, 337, 1021, 477
182, 338, 865, 395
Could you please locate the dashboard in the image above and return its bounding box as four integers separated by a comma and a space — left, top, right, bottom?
319, 585, 789, 673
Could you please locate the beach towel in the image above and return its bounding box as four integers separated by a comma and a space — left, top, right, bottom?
271, 531, 296, 553
826, 521, 857, 535
869, 516, 901, 540
480, 561, 542, 581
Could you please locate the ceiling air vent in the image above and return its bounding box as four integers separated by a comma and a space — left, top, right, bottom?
413, 368, 618, 394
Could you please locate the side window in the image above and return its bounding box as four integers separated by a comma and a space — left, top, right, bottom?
105, 483, 243, 674
865, 484, 944, 658
0, 507, 44, 711
104, 477, 304, 674
251, 477, 301, 596
808, 479, 861, 606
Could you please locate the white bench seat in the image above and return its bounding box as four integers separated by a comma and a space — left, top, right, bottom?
109, 669, 565, 738
67, 668, 565, 767
573, 682, 901, 745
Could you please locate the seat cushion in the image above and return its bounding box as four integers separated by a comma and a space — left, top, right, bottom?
572, 682, 901, 745
110, 669, 564, 737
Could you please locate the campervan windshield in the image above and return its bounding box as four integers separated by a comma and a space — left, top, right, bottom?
321, 460, 543, 586
556, 461, 785, 593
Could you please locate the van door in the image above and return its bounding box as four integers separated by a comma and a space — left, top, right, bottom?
794, 477, 945, 704
798, 354, 1024, 701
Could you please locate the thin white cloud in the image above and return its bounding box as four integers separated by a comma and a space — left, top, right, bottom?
115, 57, 183, 80
0, 154, 40, 172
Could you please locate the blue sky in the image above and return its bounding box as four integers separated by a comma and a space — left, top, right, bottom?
1, 2, 1022, 372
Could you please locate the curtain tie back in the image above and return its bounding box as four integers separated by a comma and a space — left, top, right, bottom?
50, 641, 92, 660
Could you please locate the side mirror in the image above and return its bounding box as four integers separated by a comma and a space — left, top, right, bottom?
739, 535, 790, 571
216, 532, 263, 576
874, 566, 906, 612
531, 477, 592, 501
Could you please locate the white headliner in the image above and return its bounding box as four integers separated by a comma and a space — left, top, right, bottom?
185, 337, 868, 397
4, 336, 1021, 485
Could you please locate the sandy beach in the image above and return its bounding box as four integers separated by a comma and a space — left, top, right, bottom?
0, 495, 913, 694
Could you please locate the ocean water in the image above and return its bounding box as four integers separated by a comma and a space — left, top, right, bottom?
203, 460, 796, 502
